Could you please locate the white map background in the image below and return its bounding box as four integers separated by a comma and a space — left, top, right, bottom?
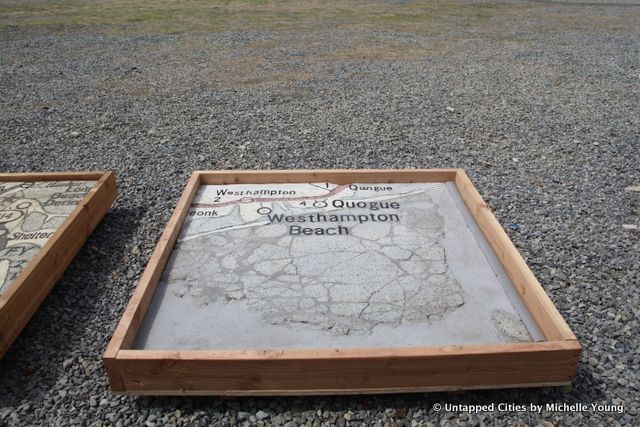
137, 182, 539, 349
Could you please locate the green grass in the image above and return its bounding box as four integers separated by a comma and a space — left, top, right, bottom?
2, 0, 634, 39
0, 0, 522, 34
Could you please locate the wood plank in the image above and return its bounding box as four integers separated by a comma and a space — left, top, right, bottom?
115, 382, 574, 396
0, 171, 105, 182
82, 172, 118, 235
109, 341, 580, 394
0, 172, 117, 358
116, 340, 581, 360
198, 169, 460, 185
453, 170, 577, 341
104, 172, 201, 362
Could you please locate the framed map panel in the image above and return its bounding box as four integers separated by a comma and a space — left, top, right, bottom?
104, 169, 579, 395
0, 171, 117, 358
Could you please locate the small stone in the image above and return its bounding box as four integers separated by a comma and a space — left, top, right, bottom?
622, 224, 637, 230
445, 106, 455, 112
343, 411, 354, 421
256, 410, 269, 421
70, 131, 80, 138
0, 408, 12, 420
624, 185, 640, 192
62, 358, 73, 370
588, 357, 599, 367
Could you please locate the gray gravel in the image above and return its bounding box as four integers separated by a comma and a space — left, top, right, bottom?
0, 1, 639, 426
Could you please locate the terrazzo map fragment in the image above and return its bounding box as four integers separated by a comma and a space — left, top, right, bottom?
169, 182, 463, 334
0, 181, 94, 294
137, 182, 536, 349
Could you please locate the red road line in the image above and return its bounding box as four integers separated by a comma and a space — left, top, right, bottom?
191, 184, 351, 209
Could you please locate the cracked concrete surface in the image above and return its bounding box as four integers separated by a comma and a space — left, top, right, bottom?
135, 182, 537, 350
164, 191, 463, 335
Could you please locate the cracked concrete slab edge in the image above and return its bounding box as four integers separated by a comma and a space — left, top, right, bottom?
445, 181, 545, 341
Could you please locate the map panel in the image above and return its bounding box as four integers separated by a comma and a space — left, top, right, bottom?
0, 180, 95, 294
136, 182, 542, 350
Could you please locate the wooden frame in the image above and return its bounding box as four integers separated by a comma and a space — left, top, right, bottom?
104, 169, 580, 395
0, 171, 117, 358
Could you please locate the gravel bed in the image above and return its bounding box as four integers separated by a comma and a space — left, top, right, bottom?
0, 1, 639, 426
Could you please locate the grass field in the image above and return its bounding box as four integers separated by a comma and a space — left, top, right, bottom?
1, 0, 628, 35
2, 0, 635, 69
